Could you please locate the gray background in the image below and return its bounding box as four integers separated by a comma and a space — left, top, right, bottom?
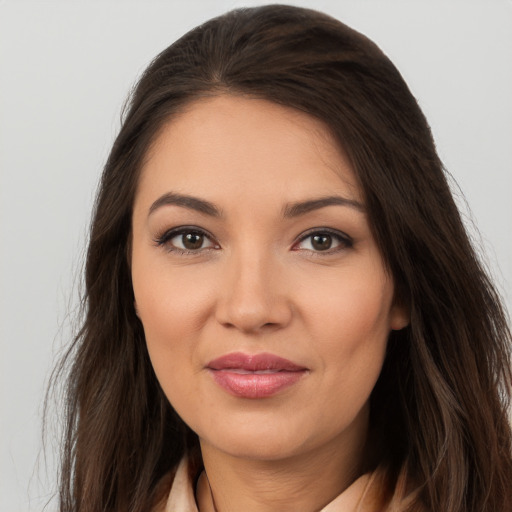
1, 1, 511, 510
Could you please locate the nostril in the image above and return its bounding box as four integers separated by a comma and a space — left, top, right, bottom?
216, 308, 291, 334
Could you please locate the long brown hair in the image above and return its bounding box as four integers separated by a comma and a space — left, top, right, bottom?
52, 5, 512, 511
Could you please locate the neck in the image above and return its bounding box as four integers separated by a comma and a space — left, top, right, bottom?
196, 409, 370, 512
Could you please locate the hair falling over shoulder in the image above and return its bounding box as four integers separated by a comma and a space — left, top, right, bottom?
47, 5, 512, 512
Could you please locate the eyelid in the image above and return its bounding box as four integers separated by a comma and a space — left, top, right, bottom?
153, 225, 352, 255
153, 225, 220, 253
292, 227, 353, 252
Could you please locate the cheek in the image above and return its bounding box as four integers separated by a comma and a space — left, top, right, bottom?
131, 253, 216, 395
135, 284, 206, 415
133, 251, 215, 337
301, 266, 393, 401
303, 263, 394, 345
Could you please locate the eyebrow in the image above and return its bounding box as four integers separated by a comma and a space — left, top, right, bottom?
148, 192, 364, 218
149, 192, 221, 217
283, 196, 364, 217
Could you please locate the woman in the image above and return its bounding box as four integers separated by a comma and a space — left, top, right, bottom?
55, 5, 512, 511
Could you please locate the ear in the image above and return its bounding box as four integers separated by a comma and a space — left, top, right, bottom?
134, 300, 140, 319
389, 302, 409, 331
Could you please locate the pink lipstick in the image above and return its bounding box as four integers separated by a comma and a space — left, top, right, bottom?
206, 352, 308, 398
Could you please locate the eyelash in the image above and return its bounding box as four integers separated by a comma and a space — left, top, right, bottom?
293, 228, 353, 254
153, 226, 219, 255
153, 226, 353, 255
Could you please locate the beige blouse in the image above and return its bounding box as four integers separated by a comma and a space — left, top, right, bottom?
160, 455, 392, 512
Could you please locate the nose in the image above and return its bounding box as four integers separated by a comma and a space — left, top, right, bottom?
215, 251, 293, 334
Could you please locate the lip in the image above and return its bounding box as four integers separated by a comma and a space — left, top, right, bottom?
206, 352, 308, 398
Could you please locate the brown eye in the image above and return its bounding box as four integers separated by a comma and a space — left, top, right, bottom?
155, 227, 216, 253
311, 234, 332, 251
294, 229, 353, 253
182, 232, 204, 250
171, 230, 214, 251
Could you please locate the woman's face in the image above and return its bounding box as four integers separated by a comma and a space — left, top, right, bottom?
131, 95, 408, 462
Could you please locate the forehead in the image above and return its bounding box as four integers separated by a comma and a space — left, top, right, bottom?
137, 94, 361, 208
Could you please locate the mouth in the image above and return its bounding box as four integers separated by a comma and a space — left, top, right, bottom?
206, 352, 308, 398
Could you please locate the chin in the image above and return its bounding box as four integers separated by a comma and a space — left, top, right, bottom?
206, 433, 308, 462
197, 414, 344, 463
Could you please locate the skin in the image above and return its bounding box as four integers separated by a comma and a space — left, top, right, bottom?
131, 95, 408, 512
